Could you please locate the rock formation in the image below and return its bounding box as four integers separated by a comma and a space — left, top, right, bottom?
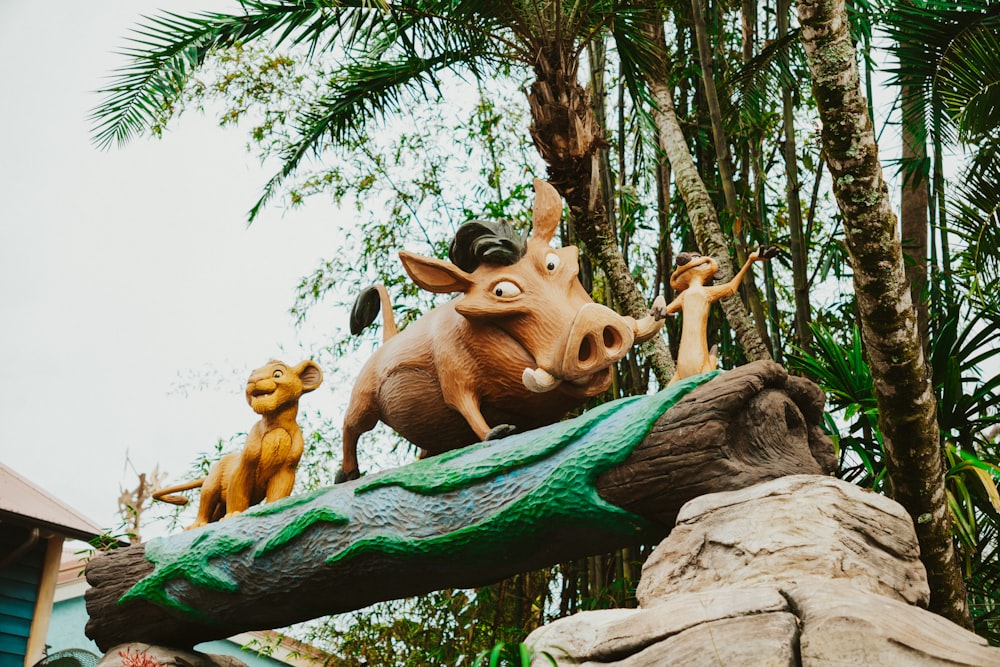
526, 475, 999, 666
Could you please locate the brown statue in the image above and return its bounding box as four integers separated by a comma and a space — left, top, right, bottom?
154, 359, 323, 528
665, 248, 777, 384
336, 178, 667, 482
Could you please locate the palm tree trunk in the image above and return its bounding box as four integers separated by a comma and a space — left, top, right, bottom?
642, 17, 772, 363
527, 43, 676, 384
900, 80, 930, 349
797, 0, 971, 629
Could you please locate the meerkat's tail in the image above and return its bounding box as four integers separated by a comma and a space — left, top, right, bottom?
152, 479, 205, 506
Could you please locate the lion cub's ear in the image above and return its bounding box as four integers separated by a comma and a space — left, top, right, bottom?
294, 360, 323, 393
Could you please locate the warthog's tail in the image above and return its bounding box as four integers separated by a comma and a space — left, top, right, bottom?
350, 284, 398, 342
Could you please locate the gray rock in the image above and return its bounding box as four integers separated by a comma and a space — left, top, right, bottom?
527, 475, 1000, 666
527, 587, 789, 663
530, 607, 799, 667
603, 612, 800, 667
637, 475, 929, 607
789, 584, 999, 666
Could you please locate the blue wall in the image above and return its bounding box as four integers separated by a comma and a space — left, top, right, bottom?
1, 526, 46, 667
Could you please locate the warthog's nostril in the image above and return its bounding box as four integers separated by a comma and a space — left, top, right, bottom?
603, 326, 620, 349
578, 336, 594, 363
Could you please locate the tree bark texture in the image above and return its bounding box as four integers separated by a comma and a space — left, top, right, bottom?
778, 0, 813, 350
900, 80, 930, 348
690, 0, 774, 354
526, 44, 676, 384
85, 362, 834, 651
641, 17, 773, 364
796, 0, 970, 629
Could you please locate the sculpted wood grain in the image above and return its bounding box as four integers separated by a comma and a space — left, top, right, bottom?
596, 360, 836, 526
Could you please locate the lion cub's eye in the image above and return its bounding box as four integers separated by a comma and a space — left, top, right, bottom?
545, 253, 560, 272
493, 281, 522, 298
273, 370, 284, 379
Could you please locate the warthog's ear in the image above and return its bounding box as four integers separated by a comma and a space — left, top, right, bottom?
293, 360, 323, 393
531, 178, 562, 244
400, 250, 475, 294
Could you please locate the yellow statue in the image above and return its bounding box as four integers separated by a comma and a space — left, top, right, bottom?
666, 247, 776, 384
154, 359, 323, 529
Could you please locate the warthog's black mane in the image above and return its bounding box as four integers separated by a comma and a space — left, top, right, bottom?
448, 220, 527, 273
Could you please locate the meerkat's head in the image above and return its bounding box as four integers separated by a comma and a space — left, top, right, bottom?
670, 252, 724, 291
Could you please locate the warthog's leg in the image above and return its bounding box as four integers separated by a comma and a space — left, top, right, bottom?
338, 389, 380, 483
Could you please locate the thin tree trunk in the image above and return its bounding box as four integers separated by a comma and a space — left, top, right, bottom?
654, 119, 681, 359
642, 17, 772, 363
900, 80, 929, 348
527, 44, 676, 383
690, 0, 738, 210
796, 0, 971, 629
777, 0, 812, 351
690, 0, 774, 356
932, 115, 955, 317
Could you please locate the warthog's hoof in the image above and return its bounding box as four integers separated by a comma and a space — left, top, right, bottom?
335, 468, 362, 484
485, 424, 518, 441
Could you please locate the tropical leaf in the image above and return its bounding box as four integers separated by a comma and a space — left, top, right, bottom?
935, 10, 1000, 142
950, 134, 1000, 305
91, 1, 376, 149
789, 324, 875, 412
885, 0, 1000, 150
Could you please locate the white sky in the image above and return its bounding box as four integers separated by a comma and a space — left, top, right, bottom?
0, 1, 351, 537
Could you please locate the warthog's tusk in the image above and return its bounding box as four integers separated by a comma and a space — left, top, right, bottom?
522, 367, 561, 393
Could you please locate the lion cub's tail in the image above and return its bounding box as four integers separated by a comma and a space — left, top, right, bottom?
152, 479, 205, 506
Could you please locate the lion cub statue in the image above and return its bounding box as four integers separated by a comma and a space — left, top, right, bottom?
154, 359, 323, 529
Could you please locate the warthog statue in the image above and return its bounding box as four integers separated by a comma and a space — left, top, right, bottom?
336, 179, 666, 482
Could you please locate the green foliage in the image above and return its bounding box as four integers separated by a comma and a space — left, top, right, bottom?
90, 0, 662, 224
790, 324, 882, 488
297, 580, 550, 666
474, 642, 558, 667
951, 138, 1000, 308
790, 313, 1000, 638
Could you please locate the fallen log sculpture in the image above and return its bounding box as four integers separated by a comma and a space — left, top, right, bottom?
85, 361, 835, 651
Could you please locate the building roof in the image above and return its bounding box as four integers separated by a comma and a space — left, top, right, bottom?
0, 463, 103, 542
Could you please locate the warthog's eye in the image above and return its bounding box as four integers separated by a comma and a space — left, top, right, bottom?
545, 253, 560, 272
272, 369, 284, 379
493, 281, 521, 298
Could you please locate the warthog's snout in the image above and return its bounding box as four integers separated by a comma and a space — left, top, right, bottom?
523, 303, 635, 393
562, 303, 635, 377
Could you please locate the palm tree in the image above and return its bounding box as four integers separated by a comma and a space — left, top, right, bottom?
91, 0, 687, 383
797, 0, 972, 629
886, 0, 1000, 315
887, 0, 1000, 343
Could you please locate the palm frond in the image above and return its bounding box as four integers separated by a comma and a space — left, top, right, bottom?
90, 0, 393, 149
608, 4, 661, 107
937, 19, 1000, 142
949, 135, 1000, 303
885, 0, 1000, 149
725, 29, 804, 122
790, 324, 875, 412
247, 50, 471, 221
